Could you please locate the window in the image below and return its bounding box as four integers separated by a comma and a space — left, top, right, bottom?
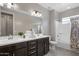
62, 17, 70, 24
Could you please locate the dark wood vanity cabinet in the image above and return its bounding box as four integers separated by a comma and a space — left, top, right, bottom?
0, 37, 49, 56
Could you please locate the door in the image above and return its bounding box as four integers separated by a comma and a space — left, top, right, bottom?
1, 12, 13, 36
1, 13, 7, 36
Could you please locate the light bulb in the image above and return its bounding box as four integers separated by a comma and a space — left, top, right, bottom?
31, 10, 42, 17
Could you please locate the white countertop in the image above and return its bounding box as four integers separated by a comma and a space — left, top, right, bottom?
0, 35, 50, 46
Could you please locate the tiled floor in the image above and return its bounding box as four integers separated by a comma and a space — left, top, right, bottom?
45, 46, 79, 56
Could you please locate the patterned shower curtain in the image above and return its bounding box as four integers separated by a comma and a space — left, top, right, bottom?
70, 17, 79, 48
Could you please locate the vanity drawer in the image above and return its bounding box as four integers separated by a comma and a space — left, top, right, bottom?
0, 47, 10, 52
27, 40, 37, 50
37, 51, 44, 56
14, 48, 27, 56
28, 46, 36, 50
29, 52, 37, 56
15, 42, 27, 49
0, 45, 15, 52
28, 44, 37, 50
27, 40, 37, 45
27, 49, 37, 56
0, 45, 15, 56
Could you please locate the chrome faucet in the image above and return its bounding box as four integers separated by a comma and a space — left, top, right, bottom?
8, 35, 13, 40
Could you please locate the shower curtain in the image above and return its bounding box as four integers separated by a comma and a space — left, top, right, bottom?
70, 17, 79, 48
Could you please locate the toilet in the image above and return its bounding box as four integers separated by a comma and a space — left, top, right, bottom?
49, 37, 57, 49
50, 41, 57, 48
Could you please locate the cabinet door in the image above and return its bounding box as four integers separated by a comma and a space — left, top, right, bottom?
37, 39, 44, 56
27, 40, 37, 56
27, 40, 37, 50
0, 45, 14, 56
14, 42, 27, 56
14, 48, 27, 56
15, 42, 27, 49
44, 38, 49, 54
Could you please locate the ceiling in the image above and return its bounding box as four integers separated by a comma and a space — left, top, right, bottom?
39, 3, 79, 12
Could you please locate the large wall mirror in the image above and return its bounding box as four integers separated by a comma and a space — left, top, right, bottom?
14, 12, 42, 35
0, 8, 42, 36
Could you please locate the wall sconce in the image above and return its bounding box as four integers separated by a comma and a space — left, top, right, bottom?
31, 10, 42, 17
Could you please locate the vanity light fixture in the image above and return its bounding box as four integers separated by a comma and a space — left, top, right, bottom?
0, 3, 17, 9
0, 3, 13, 8
31, 10, 42, 17
7, 3, 14, 9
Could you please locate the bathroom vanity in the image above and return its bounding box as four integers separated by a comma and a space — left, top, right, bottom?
0, 36, 49, 56
0, 6, 49, 56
